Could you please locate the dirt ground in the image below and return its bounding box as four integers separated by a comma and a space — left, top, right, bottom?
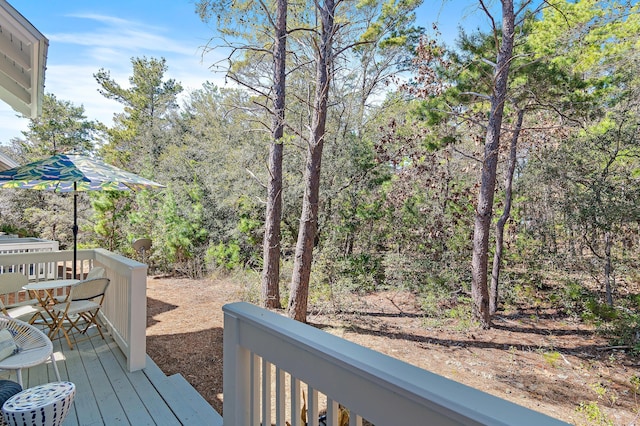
145, 276, 640, 425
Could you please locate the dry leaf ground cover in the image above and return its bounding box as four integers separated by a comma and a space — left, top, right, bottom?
145, 275, 640, 425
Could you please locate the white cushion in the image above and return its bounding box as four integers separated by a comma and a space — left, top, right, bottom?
0, 329, 18, 361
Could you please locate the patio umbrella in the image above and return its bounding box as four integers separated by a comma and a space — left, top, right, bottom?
0, 153, 165, 278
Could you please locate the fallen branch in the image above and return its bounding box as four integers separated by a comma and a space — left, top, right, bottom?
596, 345, 632, 351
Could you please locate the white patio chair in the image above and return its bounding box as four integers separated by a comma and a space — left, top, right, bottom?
84, 267, 105, 280
0, 273, 43, 324
0, 316, 60, 387
51, 278, 110, 350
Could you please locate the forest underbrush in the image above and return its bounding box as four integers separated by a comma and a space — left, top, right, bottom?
146, 270, 640, 426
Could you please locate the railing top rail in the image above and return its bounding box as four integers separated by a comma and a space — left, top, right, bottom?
93, 248, 146, 273
0, 249, 145, 271
0, 250, 84, 265
223, 302, 568, 426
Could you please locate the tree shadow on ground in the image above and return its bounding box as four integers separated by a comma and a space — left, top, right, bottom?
318, 321, 607, 360
309, 309, 425, 319
491, 314, 595, 337
146, 296, 178, 328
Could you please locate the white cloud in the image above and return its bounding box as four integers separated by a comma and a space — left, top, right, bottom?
0, 108, 29, 144
0, 11, 230, 143
49, 14, 204, 58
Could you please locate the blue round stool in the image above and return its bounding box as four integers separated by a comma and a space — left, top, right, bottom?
0, 381, 22, 426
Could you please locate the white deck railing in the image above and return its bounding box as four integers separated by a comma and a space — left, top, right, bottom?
0, 238, 59, 279
223, 302, 570, 426
0, 237, 59, 253
0, 248, 146, 372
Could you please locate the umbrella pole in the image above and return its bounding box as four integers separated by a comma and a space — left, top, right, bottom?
73, 185, 78, 279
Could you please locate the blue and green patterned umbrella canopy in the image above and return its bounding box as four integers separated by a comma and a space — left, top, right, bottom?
0, 153, 164, 278
0, 153, 165, 192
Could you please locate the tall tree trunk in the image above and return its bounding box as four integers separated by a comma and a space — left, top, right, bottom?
288, 0, 334, 323
604, 230, 613, 307
261, 0, 287, 309
490, 107, 524, 315
471, 0, 515, 329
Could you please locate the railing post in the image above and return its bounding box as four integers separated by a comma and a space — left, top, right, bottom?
223, 310, 252, 425
128, 264, 147, 371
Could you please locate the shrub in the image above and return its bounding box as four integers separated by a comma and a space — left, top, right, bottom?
206, 241, 241, 270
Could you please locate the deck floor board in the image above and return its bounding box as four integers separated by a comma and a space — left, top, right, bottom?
0, 325, 219, 425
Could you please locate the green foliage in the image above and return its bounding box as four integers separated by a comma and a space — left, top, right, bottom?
196, 0, 277, 39
314, 244, 379, 295
576, 401, 613, 426
575, 382, 619, 424
419, 291, 442, 318
358, 0, 423, 49
583, 300, 618, 322
22, 94, 103, 157
236, 195, 262, 247
0, 224, 31, 238
91, 191, 132, 252
542, 351, 561, 368
154, 188, 208, 276
629, 375, 640, 394
420, 293, 475, 330
552, 279, 591, 317
96, 56, 182, 175
530, 0, 638, 86
548, 278, 640, 352
347, 253, 384, 292
600, 309, 640, 354
444, 296, 475, 330
206, 242, 242, 270
199, 195, 263, 273
497, 269, 545, 310
591, 382, 618, 407
127, 190, 163, 256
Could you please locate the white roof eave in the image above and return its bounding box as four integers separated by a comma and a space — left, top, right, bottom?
0, 0, 48, 119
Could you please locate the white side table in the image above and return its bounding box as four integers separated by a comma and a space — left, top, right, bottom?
2, 381, 75, 426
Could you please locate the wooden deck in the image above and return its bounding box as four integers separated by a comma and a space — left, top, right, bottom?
0, 327, 223, 425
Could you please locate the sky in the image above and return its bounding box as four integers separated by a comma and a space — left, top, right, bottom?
0, 0, 489, 145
